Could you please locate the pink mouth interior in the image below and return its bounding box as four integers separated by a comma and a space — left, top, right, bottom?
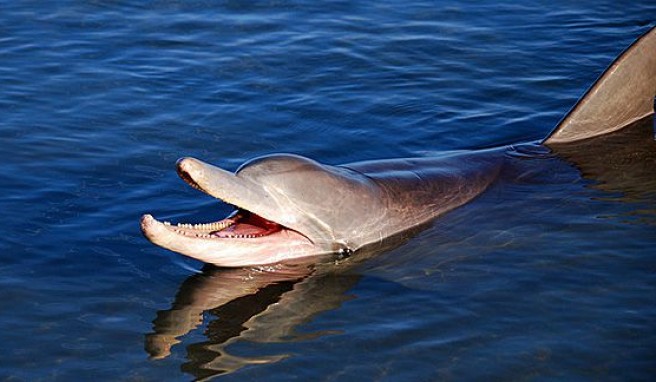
212, 211, 282, 238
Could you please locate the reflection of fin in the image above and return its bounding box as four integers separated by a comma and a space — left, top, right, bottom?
545, 27, 656, 144
550, 116, 656, 202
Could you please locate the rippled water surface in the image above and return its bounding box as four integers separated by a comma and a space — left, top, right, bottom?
2, 1, 655, 380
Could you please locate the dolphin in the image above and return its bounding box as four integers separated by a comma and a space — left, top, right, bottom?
141, 27, 656, 267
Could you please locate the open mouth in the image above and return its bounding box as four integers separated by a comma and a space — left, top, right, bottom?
144, 162, 306, 242
150, 209, 286, 240
140, 157, 321, 267
167, 160, 298, 240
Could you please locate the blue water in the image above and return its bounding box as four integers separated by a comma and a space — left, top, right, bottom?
2, 1, 655, 380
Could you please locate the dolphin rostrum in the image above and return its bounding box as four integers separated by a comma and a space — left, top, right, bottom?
141, 27, 656, 267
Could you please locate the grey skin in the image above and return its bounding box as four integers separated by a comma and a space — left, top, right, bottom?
141, 27, 656, 267
544, 26, 656, 144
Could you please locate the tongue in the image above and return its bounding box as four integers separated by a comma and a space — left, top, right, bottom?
213, 223, 270, 238
211, 212, 283, 238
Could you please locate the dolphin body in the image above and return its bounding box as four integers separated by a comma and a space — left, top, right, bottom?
141, 27, 656, 267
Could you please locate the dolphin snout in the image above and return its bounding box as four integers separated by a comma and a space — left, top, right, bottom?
176, 157, 198, 174
140, 214, 156, 238
176, 157, 206, 190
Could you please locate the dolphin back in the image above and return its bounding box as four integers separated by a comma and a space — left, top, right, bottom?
544, 27, 656, 144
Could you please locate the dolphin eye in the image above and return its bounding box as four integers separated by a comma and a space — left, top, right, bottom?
335, 246, 353, 260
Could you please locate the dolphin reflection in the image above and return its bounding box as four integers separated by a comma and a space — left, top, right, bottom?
144, 230, 424, 379
145, 260, 360, 378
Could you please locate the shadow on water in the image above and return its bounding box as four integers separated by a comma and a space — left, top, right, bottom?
549, 116, 656, 222
145, 118, 655, 380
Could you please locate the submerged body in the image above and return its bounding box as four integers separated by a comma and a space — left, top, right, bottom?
141, 27, 656, 267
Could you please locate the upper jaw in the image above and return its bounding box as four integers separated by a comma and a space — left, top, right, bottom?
175, 157, 334, 245
176, 157, 272, 218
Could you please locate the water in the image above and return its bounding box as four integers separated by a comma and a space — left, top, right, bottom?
2, 1, 655, 380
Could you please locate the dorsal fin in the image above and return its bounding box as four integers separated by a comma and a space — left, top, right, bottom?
544, 27, 656, 144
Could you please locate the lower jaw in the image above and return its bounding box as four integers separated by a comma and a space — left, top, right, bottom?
142, 215, 321, 267
169, 237, 322, 267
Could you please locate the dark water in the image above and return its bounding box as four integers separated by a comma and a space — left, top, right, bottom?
2, 1, 655, 380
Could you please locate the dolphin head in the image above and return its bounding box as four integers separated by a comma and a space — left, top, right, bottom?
141, 154, 386, 267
